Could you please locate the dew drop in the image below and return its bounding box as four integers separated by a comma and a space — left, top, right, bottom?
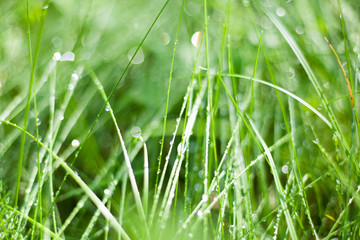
71, 139, 80, 148
281, 164, 289, 174
276, 7, 286, 17
296, 26, 304, 35
312, 138, 319, 144
104, 189, 110, 195
52, 37, 62, 47
162, 32, 170, 45
68, 83, 74, 91
105, 105, 110, 112
36, 118, 41, 126
53, 52, 61, 61
177, 143, 185, 154
191, 31, 202, 48
71, 73, 79, 81
60, 52, 75, 62
196, 210, 203, 217
128, 47, 144, 64
131, 126, 142, 138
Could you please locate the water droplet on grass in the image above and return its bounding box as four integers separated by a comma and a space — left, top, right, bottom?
128, 47, 144, 64
104, 189, 110, 195
131, 126, 142, 138
68, 83, 74, 91
177, 143, 185, 154
53, 52, 61, 61
276, 7, 286, 17
281, 164, 289, 174
52, 37, 62, 47
162, 32, 170, 45
296, 26, 304, 35
191, 31, 201, 48
60, 52, 75, 61
36, 118, 41, 126
71, 73, 79, 81
105, 105, 110, 112
71, 139, 80, 147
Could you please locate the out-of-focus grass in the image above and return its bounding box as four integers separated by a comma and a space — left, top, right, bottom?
0, 0, 360, 239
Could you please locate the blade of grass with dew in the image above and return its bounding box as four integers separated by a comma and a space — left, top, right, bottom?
289, 98, 319, 239
202, 0, 215, 235
48, 52, 57, 235
139, 136, 149, 218
248, 118, 297, 239
212, 2, 233, 237
0, 120, 131, 240
154, 0, 185, 199
85, 63, 150, 238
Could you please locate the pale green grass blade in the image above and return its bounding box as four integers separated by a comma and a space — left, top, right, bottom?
248, 118, 297, 239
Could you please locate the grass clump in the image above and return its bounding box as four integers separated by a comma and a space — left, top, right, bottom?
0, 0, 360, 239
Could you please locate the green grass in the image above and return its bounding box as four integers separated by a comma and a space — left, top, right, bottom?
1, 0, 360, 239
